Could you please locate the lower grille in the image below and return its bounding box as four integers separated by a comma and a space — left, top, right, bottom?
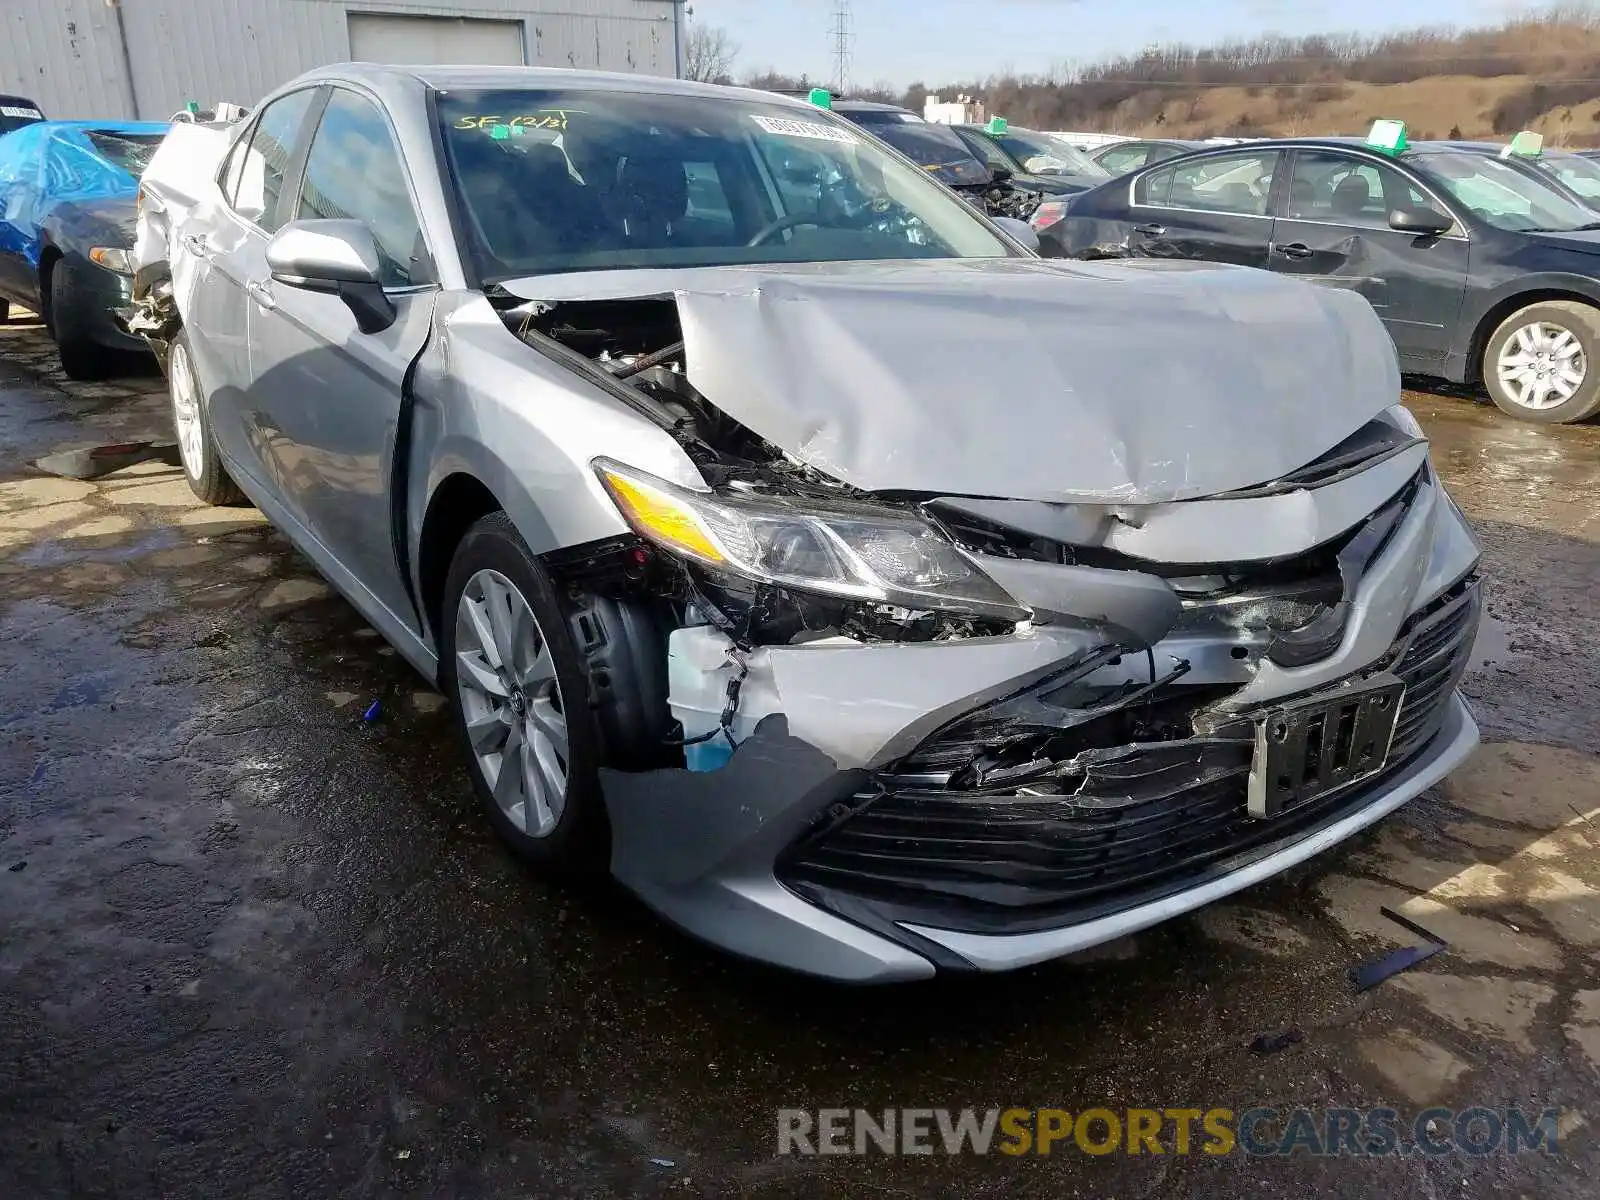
781, 578, 1480, 933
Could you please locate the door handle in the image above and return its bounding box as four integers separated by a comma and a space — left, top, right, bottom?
245, 279, 276, 310
1275, 242, 1314, 259
1132, 223, 1167, 237
182, 231, 212, 258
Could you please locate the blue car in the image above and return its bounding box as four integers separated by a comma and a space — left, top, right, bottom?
0, 120, 168, 377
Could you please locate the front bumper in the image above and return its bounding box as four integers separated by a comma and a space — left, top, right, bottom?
600, 473, 1483, 983
59, 258, 148, 353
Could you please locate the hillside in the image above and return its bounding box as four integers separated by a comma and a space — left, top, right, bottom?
1084, 75, 1600, 143
900, 5, 1600, 144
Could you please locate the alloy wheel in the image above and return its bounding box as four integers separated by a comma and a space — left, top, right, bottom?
453, 568, 570, 838
1495, 321, 1586, 411
170, 343, 205, 480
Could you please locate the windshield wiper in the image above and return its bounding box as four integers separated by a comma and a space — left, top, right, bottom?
1526, 221, 1600, 232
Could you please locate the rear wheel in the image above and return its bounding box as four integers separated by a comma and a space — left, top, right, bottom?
168, 332, 244, 505
1483, 300, 1600, 424
48, 261, 112, 381
441, 512, 608, 873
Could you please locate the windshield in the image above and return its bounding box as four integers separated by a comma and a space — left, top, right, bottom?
841, 110, 992, 186
1535, 152, 1600, 203
0, 100, 43, 137
1415, 151, 1596, 231
437, 90, 1012, 282
83, 131, 164, 176
993, 130, 1109, 179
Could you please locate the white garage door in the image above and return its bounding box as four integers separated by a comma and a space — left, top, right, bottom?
347, 14, 526, 65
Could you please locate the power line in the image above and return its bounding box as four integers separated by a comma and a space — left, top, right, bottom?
831, 0, 852, 96
982, 76, 1600, 90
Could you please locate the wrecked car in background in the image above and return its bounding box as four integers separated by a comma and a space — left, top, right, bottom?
124, 103, 249, 368
0, 119, 167, 375
131, 65, 1483, 982
831, 99, 1045, 225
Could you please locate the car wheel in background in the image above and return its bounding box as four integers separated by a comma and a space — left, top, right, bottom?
48, 261, 111, 381
440, 512, 609, 874
1484, 300, 1600, 424
168, 332, 244, 505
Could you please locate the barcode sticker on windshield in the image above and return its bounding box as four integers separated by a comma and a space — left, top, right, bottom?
0, 106, 41, 119
750, 115, 858, 144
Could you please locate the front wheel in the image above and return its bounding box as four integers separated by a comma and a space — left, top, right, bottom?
1483, 300, 1600, 424
49, 263, 112, 381
440, 512, 608, 873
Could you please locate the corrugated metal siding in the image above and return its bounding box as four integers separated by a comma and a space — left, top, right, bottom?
0, 0, 681, 120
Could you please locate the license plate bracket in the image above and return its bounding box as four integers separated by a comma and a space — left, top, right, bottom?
1247, 673, 1405, 818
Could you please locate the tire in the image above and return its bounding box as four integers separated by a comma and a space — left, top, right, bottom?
48, 261, 112, 381
1482, 300, 1600, 424
440, 511, 609, 874
167, 332, 244, 505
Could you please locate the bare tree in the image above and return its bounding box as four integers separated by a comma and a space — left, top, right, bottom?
685, 24, 739, 85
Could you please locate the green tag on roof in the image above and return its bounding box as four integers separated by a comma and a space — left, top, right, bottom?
986, 116, 1007, 134
1505, 130, 1544, 158
185, 100, 198, 114
489, 123, 511, 140
808, 88, 833, 109
1365, 118, 1407, 156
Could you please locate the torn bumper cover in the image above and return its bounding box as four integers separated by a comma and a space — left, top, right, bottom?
599, 480, 1482, 983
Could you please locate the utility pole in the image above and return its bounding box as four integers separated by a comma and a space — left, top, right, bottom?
831, 0, 852, 97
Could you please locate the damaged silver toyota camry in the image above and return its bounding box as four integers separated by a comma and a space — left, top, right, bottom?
133, 65, 1483, 982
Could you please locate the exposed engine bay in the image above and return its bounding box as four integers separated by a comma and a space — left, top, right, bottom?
495, 288, 1465, 816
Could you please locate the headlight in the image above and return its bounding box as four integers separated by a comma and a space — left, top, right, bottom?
1383, 402, 1425, 438
89, 247, 134, 274
595, 459, 1028, 621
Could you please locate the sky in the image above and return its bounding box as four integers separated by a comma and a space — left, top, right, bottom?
686, 0, 1549, 89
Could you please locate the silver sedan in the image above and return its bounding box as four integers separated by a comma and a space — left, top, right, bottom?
136, 64, 1483, 982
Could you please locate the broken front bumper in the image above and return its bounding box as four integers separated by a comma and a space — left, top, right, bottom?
599, 479, 1483, 983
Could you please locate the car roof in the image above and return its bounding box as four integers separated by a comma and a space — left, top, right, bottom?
283, 62, 814, 111
833, 99, 913, 114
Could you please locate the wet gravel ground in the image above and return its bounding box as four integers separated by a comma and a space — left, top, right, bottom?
1, 314, 1597, 1199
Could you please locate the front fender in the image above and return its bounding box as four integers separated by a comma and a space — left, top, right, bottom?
407, 293, 707, 571
1454, 270, 1600, 368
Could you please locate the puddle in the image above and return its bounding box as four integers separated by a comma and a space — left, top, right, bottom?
16, 527, 181, 566
1469, 610, 1518, 672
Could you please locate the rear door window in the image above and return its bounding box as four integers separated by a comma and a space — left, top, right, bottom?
1098, 144, 1151, 174
1136, 150, 1280, 217
231, 88, 319, 230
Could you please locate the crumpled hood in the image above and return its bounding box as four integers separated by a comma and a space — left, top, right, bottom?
503, 257, 1399, 504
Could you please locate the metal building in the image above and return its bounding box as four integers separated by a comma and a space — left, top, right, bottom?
0, 0, 685, 120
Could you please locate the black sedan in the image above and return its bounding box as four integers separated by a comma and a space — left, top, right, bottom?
0, 94, 44, 137
832, 101, 1043, 220
1045, 134, 1600, 423
1092, 138, 1211, 175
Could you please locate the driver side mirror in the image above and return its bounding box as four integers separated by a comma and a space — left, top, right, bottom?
266, 218, 396, 333
1388, 206, 1453, 237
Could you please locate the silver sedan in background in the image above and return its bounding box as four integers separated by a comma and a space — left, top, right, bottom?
134, 64, 1483, 982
